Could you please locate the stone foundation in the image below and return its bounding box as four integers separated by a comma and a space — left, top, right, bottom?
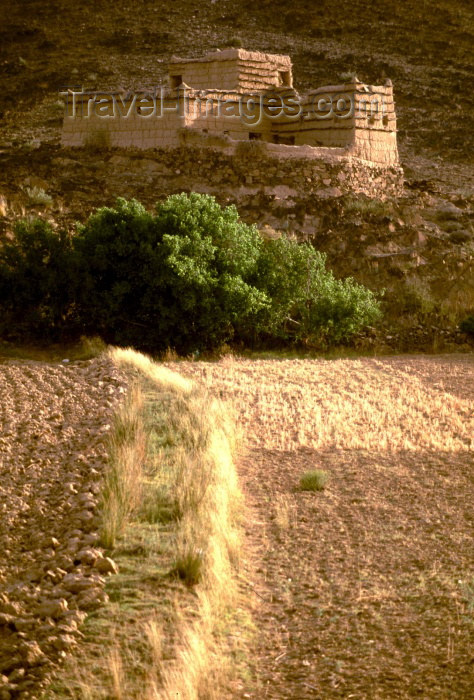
102, 144, 404, 199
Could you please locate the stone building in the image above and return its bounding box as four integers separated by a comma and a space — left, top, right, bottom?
61, 49, 399, 168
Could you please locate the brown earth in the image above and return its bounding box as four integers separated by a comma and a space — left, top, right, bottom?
0, 352, 473, 698
0, 356, 126, 700
171, 354, 474, 698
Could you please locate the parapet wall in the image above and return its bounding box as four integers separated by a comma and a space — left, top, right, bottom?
60, 48, 401, 195
61, 81, 398, 166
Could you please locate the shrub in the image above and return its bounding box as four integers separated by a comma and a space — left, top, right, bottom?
339, 71, 358, 83
396, 277, 435, 316
253, 235, 381, 345
342, 195, 393, 221
171, 548, 204, 586
225, 36, 243, 47
2, 194, 382, 351
0, 217, 79, 340
299, 469, 329, 491
75, 194, 269, 353
25, 186, 53, 207
74, 197, 157, 344
459, 315, 474, 336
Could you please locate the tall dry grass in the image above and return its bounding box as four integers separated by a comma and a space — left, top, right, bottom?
99, 383, 147, 548
96, 347, 243, 699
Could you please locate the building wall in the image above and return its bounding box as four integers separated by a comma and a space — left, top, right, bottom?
168, 49, 293, 92
61, 55, 399, 170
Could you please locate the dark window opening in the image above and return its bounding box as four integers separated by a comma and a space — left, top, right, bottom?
249, 132, 262, 140
382, 115, 389, 127
170, 75, 182, 89
273, 134, 295, 145
278, 70, 291, 87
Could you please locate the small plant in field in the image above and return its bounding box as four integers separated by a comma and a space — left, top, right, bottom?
25, 186, 53, 207
171, 548, 204, 586
299, 469, 329, 491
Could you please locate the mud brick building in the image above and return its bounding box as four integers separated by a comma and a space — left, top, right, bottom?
61, 49, 403, 196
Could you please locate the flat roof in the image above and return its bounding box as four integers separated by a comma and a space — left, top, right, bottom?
168, 48, 292, 65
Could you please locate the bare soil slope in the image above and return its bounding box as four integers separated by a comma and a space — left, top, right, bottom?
173, 354, 474, 699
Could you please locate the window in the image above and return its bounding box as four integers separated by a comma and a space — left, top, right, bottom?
170, 75, 182, 89
273, 134, 295, 145
249, 132, 262, 140
278, 70, 291, 87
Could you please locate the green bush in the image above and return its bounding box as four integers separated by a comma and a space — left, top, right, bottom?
459, 315, 474, 336
396, 277, 435, 316
1, 194, 382, 351
253, 236, 381, 345
75, 194, 268, 352
0, 218, 79, 340
299, 469, 329, 491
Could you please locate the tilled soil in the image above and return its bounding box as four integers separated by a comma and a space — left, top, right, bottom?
0, 356, 127, 700
172, 354, 474, 699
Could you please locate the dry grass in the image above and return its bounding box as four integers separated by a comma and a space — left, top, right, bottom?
170, 355, 473, 452
273, 493, 296, 531
100, 383, 147, 548
110, 346, 193, 393
169, 353, 474, 698
48, 347, 245, 699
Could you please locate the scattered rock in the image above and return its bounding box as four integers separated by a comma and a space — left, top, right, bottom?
0, 614, 15, 628
21, 641, 47, 667
36, 598, 69, 619
76, 588, 109, 610
76, 547, 103, 566
7, 668, 25, 683
0, 356, 129, 698
94, 557, 119, 575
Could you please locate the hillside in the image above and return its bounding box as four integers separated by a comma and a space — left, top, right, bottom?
1, 0, 473, 164
0, 0, 473, 351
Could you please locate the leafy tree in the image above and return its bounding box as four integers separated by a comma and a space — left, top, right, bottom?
0, 194, 382, 351
74, 197, 157, 344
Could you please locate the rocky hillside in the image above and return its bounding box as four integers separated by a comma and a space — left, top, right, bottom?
0, 0, 473, 350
